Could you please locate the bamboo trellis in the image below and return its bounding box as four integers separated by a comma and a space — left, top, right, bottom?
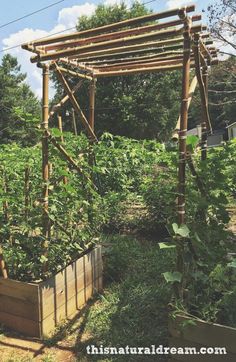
0, 4, 219, 278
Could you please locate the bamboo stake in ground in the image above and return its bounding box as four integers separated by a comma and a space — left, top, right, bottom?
24, 166, 30, 221
201, 66, 208, 160
57, 113, 68, 185
41, 64, 50, 272
0, 246, 8, 278
71, 108, 78, 136
2, 170, 10, 223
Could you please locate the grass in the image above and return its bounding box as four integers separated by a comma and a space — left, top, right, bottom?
73, 234, 174, 361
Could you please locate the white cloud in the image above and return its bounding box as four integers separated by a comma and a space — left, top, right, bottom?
166, 0, 193, 9
58, 3, 96, 28
1, 2, 97, 98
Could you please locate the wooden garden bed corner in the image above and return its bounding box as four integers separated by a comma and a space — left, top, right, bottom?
0, 245, 103, 338
169, 314, 236, 361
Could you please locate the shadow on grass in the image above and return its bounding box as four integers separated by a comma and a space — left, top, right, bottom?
1, 235, 173, 362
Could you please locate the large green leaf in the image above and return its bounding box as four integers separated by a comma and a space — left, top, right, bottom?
162, 271, 182, 283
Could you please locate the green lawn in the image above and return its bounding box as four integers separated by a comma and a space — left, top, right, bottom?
74, 234, 174, 361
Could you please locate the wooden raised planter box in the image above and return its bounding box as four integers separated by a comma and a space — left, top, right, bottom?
0, 245, 103, 338
169, 315, 236, 362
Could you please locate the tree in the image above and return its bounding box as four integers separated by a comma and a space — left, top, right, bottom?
207, 0, 236, 57
0, 54, 40, 146
52, 2, 182, 141
189, 57, 236, 130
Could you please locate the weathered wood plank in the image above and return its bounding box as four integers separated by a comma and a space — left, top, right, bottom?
0, 311, 40, 337
0, 278, 38, 303
169, 337, 235, 361
169, 315, 236, 354
0, 294, 39, 321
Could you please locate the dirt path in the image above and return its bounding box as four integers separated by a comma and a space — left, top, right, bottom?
0, 304, 94, 362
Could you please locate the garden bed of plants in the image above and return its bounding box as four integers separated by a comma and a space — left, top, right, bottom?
0, 132, 236, 338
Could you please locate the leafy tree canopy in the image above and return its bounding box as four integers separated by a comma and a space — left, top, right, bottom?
0, 54, 40, 146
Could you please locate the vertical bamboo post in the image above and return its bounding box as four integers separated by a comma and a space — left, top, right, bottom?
201, 66, 208, 161
57, 113, 64, 142
41, 64, 50, 272
178, 17, 191, 226
89, 79, 96, 131
57, 113, 68, 184
2, 171, 9, 223
24, 166, 30, 221
0, 246, 8, 278
176, 15, 191, 299
88, 78, 96, 221
71, 108, 78, 136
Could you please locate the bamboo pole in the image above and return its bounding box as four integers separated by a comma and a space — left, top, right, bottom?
94, 56, 195, 72
24, 166, 30, 221
56, 67, 93, 80
89, 79, 96, 132
186, 152, 206, 197
43, 15, 202, 52
57, 113, 68, 185
31, 25, 205, 63
84, 50, 185, 66
94, 61, 196, 77
176, 15, 192, 300
49, 80, 83, 120
46, 130, 92, 184
71, 108, 78, 136
0, 246, 8, 278
201, 66, 208, 160
41, 64, 50, 272
68, 43, 185, 63
23, 5, 195, 48
55, 64, 97, 142
172, 76, 198, 141
177, 18, 191, 225
66, 38, 212, 63
2, 171, 10, 223
31, 28, 184, 63
193, 34, 212, 134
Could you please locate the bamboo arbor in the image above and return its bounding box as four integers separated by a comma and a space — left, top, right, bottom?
19, 4, 218, 275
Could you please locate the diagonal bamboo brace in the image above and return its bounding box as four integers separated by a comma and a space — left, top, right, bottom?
172, 76, 198, 140
55, 64, 97, 142
193, 34, 212, 134
49, 80, 83, 120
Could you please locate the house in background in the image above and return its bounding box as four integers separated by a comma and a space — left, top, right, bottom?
186, 122, 236, 147
226, 122, 236, 141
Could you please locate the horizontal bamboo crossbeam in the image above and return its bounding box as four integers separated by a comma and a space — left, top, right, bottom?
68, 37, 185, 61
56, 66, 93, 80
31, 25, 206, 63
83, 50, 185, 66
64, 39, 212, 64
55, 64, 97, 141
23, 5, 196, 48
49, 80, 83, 119
43, 15, 202, 53
94, 57, 196, 72
93, 61, 197, 77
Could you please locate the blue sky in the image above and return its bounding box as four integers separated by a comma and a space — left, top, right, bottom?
0, 0, 214, 97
